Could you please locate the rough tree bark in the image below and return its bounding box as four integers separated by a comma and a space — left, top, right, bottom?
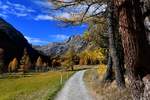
114, 9, 126, 77
103, 1, 125, 88
113, 0, 150, 99
103, 52, 113, 81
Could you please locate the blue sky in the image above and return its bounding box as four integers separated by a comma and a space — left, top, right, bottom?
0, 0, 88, 45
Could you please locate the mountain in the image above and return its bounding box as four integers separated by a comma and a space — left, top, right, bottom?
33, 35, 89, 58
0, 18, 48, 71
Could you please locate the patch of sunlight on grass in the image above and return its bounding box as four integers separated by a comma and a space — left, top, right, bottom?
0, 71, 75, 100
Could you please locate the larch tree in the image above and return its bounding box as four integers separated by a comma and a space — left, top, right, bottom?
103, 51, 113, 81
20, 48, 31, 73
50, 0, 126, 88
105, 1, 125, 88
87, 18, 109, 48
24, 55, 32, 72
50, 0, 150, 99
43, 62, 47, 71
113, 0, 150, 99
36, 56, 43, 72
65, 46, 75, 71
8, 58, 18, 73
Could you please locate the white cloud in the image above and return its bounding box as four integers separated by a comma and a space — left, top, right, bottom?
35, 15, 54, 21
55, 0, 74, 2
0, 1, 35, 18
6, 1, 35, 13
0, 13, 7, 18
69, 4, 106, 16
33, 1, 53, 8
0, 5, 9, 10
49, 34, 69, 40
33, 0, 72, 19
25, 36, 49, 45
0, 0, 106, 21
88, 4, 107, 15
57, 12, 71, 19
13, 13, 28, 17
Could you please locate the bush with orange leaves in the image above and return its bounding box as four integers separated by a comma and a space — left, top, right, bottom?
8, 58, 18, 73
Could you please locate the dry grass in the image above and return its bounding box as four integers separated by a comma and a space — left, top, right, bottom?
97, 64, 107, 75
84, 69, 132, 100
0, 71, 75, 100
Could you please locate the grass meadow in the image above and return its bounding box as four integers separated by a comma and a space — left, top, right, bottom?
0, 71, 74, 100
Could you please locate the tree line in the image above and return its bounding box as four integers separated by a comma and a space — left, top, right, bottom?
0, 46, 105, 73
0, 48, 50, 74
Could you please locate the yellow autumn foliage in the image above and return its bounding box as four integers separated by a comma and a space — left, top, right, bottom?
36, 56, 43, 67
79, 50, 90, 65
79, 48, 106, 65
8, 58, 18, 72
97, 64, 107, 75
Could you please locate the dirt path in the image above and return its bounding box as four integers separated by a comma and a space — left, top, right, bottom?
55, 70, 93, 100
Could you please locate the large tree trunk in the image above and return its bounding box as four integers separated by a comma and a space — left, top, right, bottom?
103, 52, 113, 81
114, 11, 126, 77
104, 1, 125, 88
114, 0, 150, 99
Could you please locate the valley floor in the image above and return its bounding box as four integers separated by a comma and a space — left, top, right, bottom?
0, 71, 74, 100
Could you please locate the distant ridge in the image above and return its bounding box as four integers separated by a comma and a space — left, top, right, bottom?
33, 35, 90, 58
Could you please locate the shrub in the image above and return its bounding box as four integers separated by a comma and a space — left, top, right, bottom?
97, 64, 107, 75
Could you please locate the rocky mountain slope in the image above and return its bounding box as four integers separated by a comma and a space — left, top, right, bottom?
0, 17, 48, 71
34, 35, 89, 57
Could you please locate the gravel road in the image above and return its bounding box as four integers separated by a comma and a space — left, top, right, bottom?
55, 70, 93, 100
